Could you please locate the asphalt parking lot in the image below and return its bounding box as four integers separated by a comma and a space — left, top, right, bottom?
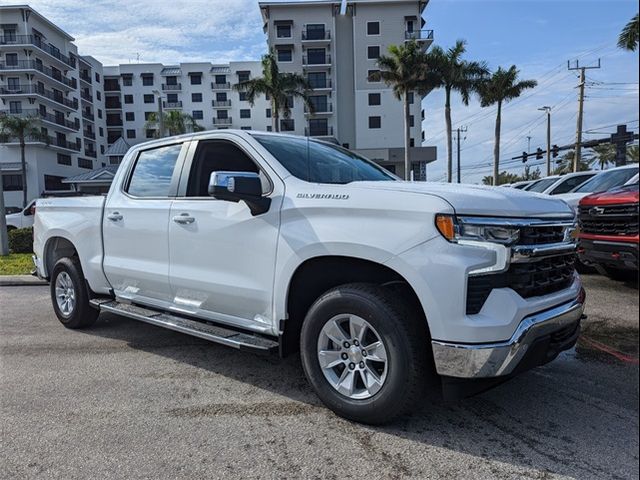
1, 275, 638, 479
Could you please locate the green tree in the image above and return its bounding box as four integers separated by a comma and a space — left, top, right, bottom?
144, 110, 204, 137
372, 41, 428, 180
589, 144, 616, 170
234, 51, 313, 133
422, 40, 489, 182
0, 113, 46, 207
479, 66, 537, 185
554, 150, 591, 174
627, 144, 639, 163
618, 13, 639, 51
522, 165, 542, 181
482, 171, 521, 186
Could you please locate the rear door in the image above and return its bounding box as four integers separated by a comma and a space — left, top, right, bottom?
167, 134, 283, 332
103, 142, 188, 306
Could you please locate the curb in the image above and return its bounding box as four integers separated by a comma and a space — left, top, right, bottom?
0, 275, 48, 287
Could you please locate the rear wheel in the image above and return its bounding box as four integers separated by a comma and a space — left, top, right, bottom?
50, 257, 98, 329
300, 283, 433, 424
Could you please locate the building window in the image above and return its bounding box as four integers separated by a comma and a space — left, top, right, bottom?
239, 91, 248, 101
368, 116, 381, 129
240, 109, 251, 119
214, 75, 227, 85
124, 94, 134, 104
305, 24, 326, 40
101, 145, 105, 154
96, 91, 101, 101
9, 101, 22, 113
44, 175, 71, 191
421, 130, 425, 141
99, 127, 104, 137
78, 158, 93, 169
166, 93, 178, 103
307, 72, 328, 89
277, 48, 293, 62
143, 94, 154, 104
192, 92, 202, 102
217, 110, 228, 119
367, 46, 380, 59
57, 153, 71, 166
280, 119, 295, 131
127, 129, 136, 139
367, 22, 380, 35
237, 71, 250, 83
7, 77, 19, 90
97, 109, 102, 119
95, 72, 101, 83
266, 108, 271, 118
368, 70, 380, 82
276, 24, 292, 38
285, 95, 294, 108
410, 115, 415, 127
190, 73, 202, 85
192, 110, 203, 120
408, 92, 414, 104
266, 126, 272, 132
146, 129, 155, 138
141, 74, 154, 86
2, 174, 23, 191
144, 112, 155, 121
216, 92, 227, 101
5, 53, 18, 66
368, 93, 381, 106
122, 75, 133, 86
410, 138, 415, 147
240, 126, 252, 130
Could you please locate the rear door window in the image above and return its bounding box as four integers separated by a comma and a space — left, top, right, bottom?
126, 144, 183, 197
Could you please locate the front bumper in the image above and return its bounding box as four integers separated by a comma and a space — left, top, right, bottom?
431, 295, 584, 379
578, 239, 638, 271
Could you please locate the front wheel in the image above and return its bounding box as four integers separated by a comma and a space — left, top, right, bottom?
50, 257, 99, 329
300, 283, 433, 424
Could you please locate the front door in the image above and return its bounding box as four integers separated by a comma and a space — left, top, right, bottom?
103, 142, 186, 306
168, 136, 282, 333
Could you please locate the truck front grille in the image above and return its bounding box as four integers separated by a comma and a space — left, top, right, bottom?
466, 254, 576, 314
518, 225, 565, 245
578, 203, 639, 236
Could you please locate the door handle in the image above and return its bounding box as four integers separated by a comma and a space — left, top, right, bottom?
172, 213, 195, 224
107, 212, 123, 221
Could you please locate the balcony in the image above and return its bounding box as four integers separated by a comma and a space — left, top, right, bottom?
163, 101, 182, 109
405, 29, 434, 50
0, 60, 76, 89
212, 117, 232, 125
302, 29, 331, 42
84, 148, 97, 158
162, 83, 182, 91
47, 136, 81, 152
81, 91, 93, 102
0, 83, 77, 110
106, 118, 123, 127
211, 82, 231, 90
82, 111, 95, 121
0, 108, 79, 132
302, 54, 332, 68
305, 102, 333, 114
105, 99, 122, 109
308, 78, 332, 90
83, 129, 96, 140
0, 34, 76, 69
305, 126, 334, 137
79, 72, 92, 84
212, 100, 232, 108
104, 81, 120, 92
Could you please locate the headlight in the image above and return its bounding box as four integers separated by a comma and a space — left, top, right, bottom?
435, 214, 520, 245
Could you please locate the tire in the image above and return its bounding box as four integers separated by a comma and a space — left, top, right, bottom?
50, 257, 99, 329
299, 283, 433, 424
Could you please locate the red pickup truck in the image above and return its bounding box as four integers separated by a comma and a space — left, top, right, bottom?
577, 184, 639, 280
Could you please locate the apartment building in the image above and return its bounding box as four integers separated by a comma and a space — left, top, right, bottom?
0, 5, 107, 208
258, 0, 436, 178
101, 60, 272, 154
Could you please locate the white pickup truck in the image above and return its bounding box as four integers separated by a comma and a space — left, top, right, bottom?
33, 130, 585, 424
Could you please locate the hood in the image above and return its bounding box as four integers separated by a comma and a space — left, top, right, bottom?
580, 186, 639, 206
353, 181, 575, 218
554, 192, 590, 209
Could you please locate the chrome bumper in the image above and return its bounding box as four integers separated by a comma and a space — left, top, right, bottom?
431, 298, 584, 378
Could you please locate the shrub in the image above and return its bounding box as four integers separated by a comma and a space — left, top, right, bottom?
8, 227, 33, 254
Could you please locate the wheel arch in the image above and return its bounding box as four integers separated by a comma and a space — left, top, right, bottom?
43, 236, 78, 279
280, 255, 429, 356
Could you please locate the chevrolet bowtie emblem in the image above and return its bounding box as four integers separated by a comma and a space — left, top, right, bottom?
589, 206, 606, 216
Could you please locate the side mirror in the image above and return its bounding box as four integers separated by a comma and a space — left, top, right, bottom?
208, 171, 271, 216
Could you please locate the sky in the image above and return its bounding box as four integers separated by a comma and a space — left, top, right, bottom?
4, 0, 639, 184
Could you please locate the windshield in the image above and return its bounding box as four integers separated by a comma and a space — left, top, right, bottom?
252, 134, 396, 184
573, 167, 639, 193
526, 177, 558, 193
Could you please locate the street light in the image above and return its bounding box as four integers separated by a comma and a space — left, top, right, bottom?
152, 89, 165, 138
538, 106, 551, 176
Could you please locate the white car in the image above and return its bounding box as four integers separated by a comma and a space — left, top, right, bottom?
5, 200, 36, 230
525, 172, 597, 196
33, 130, 584, 424
555, 165, 640, 209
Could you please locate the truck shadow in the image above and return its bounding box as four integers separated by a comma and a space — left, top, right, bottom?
82, 311, 638, 479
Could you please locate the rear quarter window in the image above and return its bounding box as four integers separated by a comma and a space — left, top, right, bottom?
126, 144, 183, 197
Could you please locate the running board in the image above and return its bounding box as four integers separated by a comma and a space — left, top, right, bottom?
90, 299, 279, 354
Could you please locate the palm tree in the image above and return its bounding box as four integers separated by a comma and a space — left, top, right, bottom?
144, 110, 204, 138
589, 144, 616, 170
618, 13, 639, 51
421, 40, 489, 182
0, 113, 46, 207
479, 66, 537, 185
627, 144, 639, 163
554, 150, 591, 174
234, 51, 313, 133
372, 41, 428, 180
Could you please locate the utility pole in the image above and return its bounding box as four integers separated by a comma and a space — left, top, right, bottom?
526, 135, 532, 153
568, 59, 600, 172
455, 126, 467, 183
538, 106, 552, 176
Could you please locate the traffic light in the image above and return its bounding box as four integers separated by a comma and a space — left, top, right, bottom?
551, 144, 560, 158
536, 147, 543, 160
522, 151, 528, 163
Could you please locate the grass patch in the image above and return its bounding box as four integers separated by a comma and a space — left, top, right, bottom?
0, 253, 33, 275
